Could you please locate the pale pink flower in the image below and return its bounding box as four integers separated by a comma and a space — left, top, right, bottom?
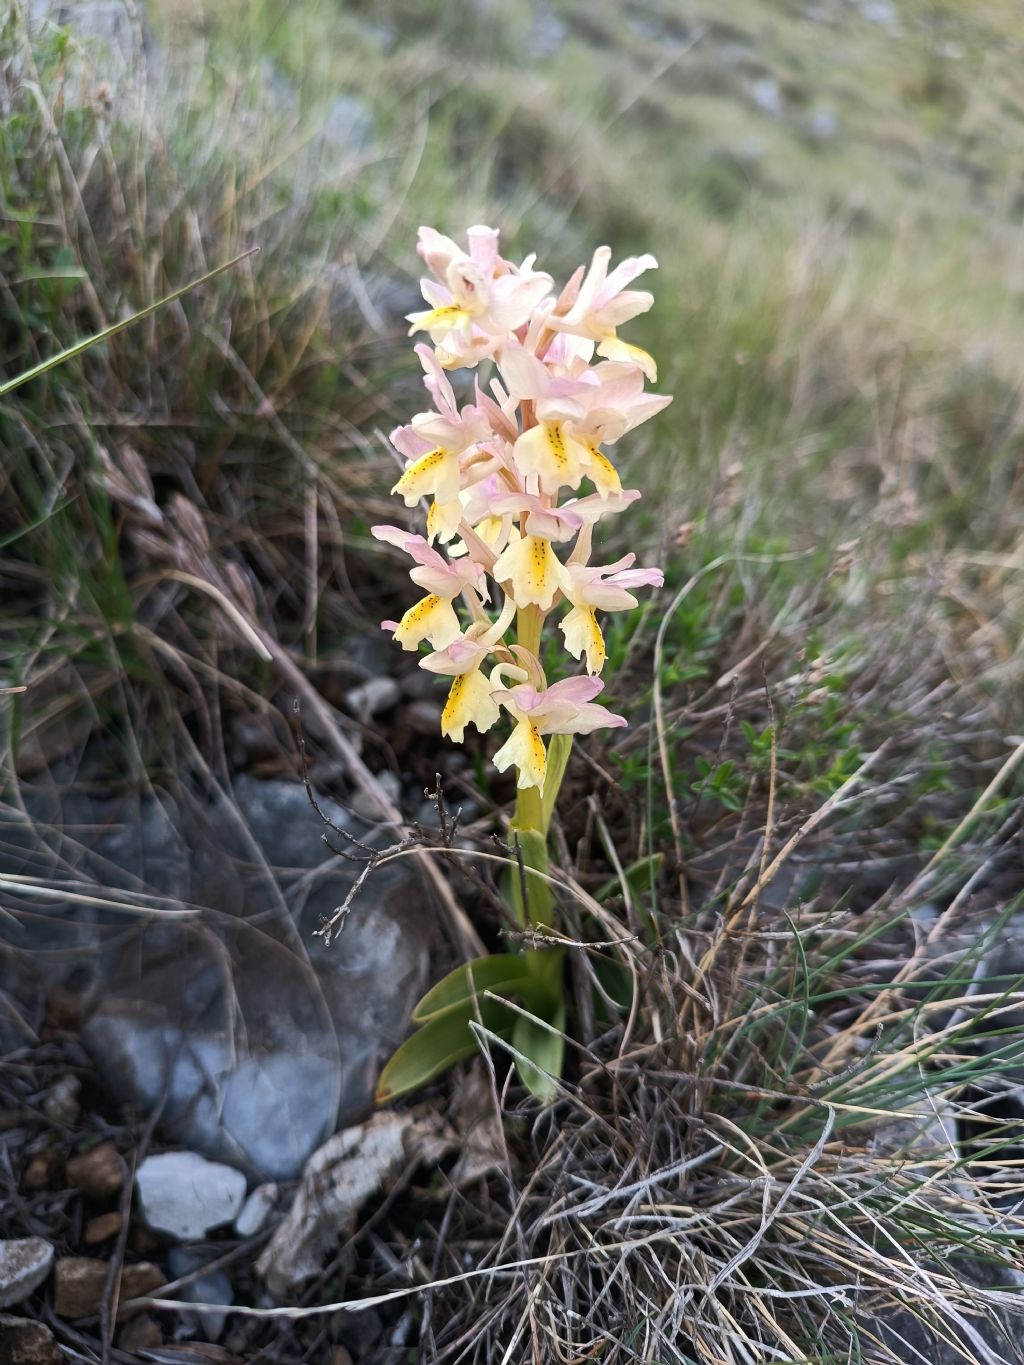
372, 524, 485, 651
419, 598, 516, 742
407, 224, 553, 366
560, 553, 665, 674
490, 675, 627, 790
500, 344, 671, 496
546, 246, 660, 380
390, 346, 502, 537
491, 530, 572, 610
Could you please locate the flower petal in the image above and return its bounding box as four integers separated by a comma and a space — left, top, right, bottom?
392, 448, 461, 507
391, 594, 461, 651
492, 534, 570, 610
513, 421, 590, 495
407, 304, 473, 340
442, 668, 501, 742
493, 718, 548, 790
596, 334, 658, 382
582, 443, 622, 497
560, 605, 607, 675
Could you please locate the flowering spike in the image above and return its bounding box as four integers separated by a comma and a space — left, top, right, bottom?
380, 226, 670, 792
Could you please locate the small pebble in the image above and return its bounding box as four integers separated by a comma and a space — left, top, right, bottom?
344, 675, 400, 717
66, 1140, 125, 1198
0, 1312, 61, 1364
136, 1151, 246, 1241
83, 1212, 122, 1245
21, 1146, 61, 1190
116, 1313, 163, 1350
41, 1075, 81, 1126
167, 1249, 234, 1341
53, 1257, 163, 1320
234, 1182, 278, 1238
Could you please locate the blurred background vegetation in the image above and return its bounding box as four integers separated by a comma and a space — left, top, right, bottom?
4, 0, 1022, 794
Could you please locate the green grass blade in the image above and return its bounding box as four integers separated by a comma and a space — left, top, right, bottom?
0, 247, 259, 398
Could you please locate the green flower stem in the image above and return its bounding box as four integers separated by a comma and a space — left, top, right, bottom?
516, 602, 543, 657
510, 602, 564, 997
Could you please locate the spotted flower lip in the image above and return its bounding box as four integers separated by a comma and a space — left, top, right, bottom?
372, 523, 486, 652
418, 598, 517, 742
380, 224, 671, 790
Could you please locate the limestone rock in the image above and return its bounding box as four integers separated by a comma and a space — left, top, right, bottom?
235, 1182, 278, 1238
0, 1239, 53, 1310
135, 1151, 246, 1241
3, 777, 435, 1181
167, 1248, 234, 1341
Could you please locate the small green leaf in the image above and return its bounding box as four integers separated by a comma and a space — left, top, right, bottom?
595, 852, 665, 904
376, 997, 515, 1103
512, 998, 566, 1103
412, 954, 534, 1023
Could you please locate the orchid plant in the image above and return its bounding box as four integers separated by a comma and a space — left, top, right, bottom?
374, 226, 671, 1102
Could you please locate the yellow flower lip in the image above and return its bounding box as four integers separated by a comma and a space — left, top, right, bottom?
493, 717, 548, 791
407, 303, 472, 338
492, 533, 571, 611
392, 594, 461, 651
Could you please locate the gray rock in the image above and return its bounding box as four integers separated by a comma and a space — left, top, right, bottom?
135, 1152, 247, 1241
235, 1182, 278, 1238
167, 1248, 234, 1341
806, 108, 840, 142
344, 676, 400, 719
41, 1074, 81, 1125
864, 1097, 958, 1161
872, 1253, 1024, 1364
861, 0, 898, 29
751, 77, 783, 116
0, 1239, 53, 1309
527, 7, 567, 58
0, 786, 189, 1013
4, 777, 434, 1180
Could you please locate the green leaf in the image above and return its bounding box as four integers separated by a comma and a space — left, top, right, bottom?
512, 998, 566, 1103
594, 852, 665, 904
0, 247, 259, 398
376, 997, 515, 1103
412, 953, 535, 1023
